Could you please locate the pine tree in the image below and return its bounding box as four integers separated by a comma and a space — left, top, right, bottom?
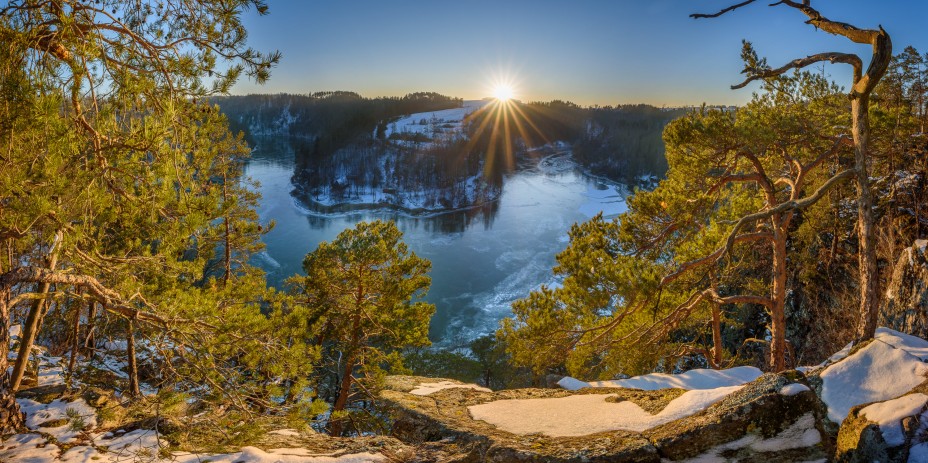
0, 0, 280, 432
287, 220, 434, 436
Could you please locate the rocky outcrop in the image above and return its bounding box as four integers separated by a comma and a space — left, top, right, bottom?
835, 385, 928, 463
880, 240, 928, 338
645, 373, 829, 462
382, 374, 826, 462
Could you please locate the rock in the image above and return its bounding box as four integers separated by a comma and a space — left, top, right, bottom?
880, 240, 928, 338
835, 391, 928, 463
15, 384, 68, 404
645, 373, 828, 462
381, 374, 827, 463
80, 387, 111, 408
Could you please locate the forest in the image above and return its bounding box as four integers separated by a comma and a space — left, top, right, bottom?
2, 0, 928, 461
214, 92, 681, 215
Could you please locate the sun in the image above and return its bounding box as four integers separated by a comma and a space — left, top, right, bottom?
493, 85, 514, 102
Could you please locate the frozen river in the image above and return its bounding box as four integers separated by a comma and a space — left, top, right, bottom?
247, 139, 628, 343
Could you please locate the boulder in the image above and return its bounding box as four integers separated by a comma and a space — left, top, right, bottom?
645, 373, 829, 462
880, 240, 928, 338
835, 388, 928, 462
382, 374, 827, 462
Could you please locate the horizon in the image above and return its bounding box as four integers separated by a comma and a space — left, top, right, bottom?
230, 1, 928, 107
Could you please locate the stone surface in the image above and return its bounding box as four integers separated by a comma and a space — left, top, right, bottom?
645, 373, 828, 462
880, 241, 928, 338
834, 383, 928, 463
382, 374, 827, 462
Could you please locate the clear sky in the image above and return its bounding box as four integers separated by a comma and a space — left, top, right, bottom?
230, 1, 928, 107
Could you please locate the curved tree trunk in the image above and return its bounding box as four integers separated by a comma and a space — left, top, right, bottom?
328, 351, 354, 437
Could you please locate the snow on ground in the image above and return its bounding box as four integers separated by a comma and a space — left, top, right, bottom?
385, 100, 487, 141
0, 433, 60, 462
558, 366, 762, 391
860, 393, 928, 447
2, 428, 387, 463
820, 328, 928, 423
409, 381, 491, 396
467, 386, 742, 437
675, 413, 822, 463
18, 397, 98, 444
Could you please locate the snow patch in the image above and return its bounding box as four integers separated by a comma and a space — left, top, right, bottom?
675, 413, 821, 462
560, 366, 762, 391
780, 383, 811, 396
820, 329, 928, 423
409, 381, 491, 396
18, 398, 98, 444
860, 393, 928, 447
468, 386, 742, 437
555, 376, 590, 391
0, 433, 59, 463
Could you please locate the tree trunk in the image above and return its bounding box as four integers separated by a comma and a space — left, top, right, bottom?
0, 289, 25, 434
769, 226, 789, 372
222, 176, 232, 286
11, 245, 60, 391
126, 319, 141, 397
328, 351, 354, 436
853, 95, 882, 342
709, 275, 723, 369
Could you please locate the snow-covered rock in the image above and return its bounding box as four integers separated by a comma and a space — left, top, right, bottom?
558, 365, 762, 391
816, 328, 928, 423
382, 373, 824, 462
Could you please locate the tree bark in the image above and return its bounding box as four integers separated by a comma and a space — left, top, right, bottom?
769, 223, 789, 372
853, 94, 882, 342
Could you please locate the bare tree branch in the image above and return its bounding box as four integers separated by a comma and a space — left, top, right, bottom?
732, 53, 863, 90
691, 0, 758, 19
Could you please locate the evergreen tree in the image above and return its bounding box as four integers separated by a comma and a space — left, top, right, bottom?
287, 220, 434, 436
0, 0, 281, 433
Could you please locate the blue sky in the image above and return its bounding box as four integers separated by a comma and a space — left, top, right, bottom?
231, 1, 928, 106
